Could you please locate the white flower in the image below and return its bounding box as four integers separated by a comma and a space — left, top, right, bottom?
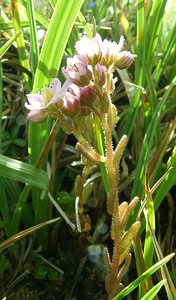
75, 33, 102, 65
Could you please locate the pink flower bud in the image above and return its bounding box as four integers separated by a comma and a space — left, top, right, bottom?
62, 56, 92, 86
62, 84, 80, 116
114, 51, 134, 69
79, 86, 96, 106
27, 109, 48, 123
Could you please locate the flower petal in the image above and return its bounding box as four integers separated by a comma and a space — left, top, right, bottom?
26, 93, 43, 105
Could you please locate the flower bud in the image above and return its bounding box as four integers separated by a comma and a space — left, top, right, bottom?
62, 84, 80, 116
114, 51, 134, 69
79, 106, 90, 116
62, 56, 92, 87
79, 86, 96, 106
27, 109, 48, 123
94, 63, 106, 86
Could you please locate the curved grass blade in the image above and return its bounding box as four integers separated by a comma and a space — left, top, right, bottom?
0, 217, 60, 252
48, 193, 75, 230
112, 253, 175, 300
140, 280, 166, 300
0, 154, 49, 191
0, 31, 21, 59
143, 209, 176, 300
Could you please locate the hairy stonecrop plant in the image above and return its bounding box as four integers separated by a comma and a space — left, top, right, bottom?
25, 33, 140, 299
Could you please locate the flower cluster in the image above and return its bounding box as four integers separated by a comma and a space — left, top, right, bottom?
25, 33, 137, 299
25, 33, 134, 123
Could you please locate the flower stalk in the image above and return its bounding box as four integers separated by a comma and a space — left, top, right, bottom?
25, 32, 139, 299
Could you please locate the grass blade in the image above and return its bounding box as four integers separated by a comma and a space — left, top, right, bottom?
0, 178, 10, 234
0, 217, 60, 252
154, 145, 176, 212
26, 0, 39, 75
143, 209, 176, 300
0, 154, 49, 191
143, 175, 155, 268
112, 253, 175, 300
146, 0, 167, 68
131, 76, 176, 204
140, 280, 166, 300
11, 0, 31, 90
0, 31, 21, 59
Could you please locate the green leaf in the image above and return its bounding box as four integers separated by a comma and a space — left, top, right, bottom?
112, 253, 175, 300
0, 217, 60, 252
140, 280, 166, 300
143, 208, 176, 300
26, 0, 39, 75
0, 31, 21, 59
155, 145, 176, 212
131, 76, 176, 202
0, 154, 49, 191
33, 0, 84, 91
11, 0, 31, 90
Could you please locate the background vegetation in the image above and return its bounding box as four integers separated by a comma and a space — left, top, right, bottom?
0, 0, 176, 299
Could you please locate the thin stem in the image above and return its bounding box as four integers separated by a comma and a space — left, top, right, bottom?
102, 70, 123, 298
37, 119, 60, 169
102, 116, 117, 189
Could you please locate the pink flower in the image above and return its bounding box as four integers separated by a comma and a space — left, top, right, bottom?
100, 35, 134, 69
25, 78, 69, 122
101, 35, 125, 67
75, 33, 102, 65
62, 84, 97, 116
62, 84, 81, 116
62, 56, 92, 86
